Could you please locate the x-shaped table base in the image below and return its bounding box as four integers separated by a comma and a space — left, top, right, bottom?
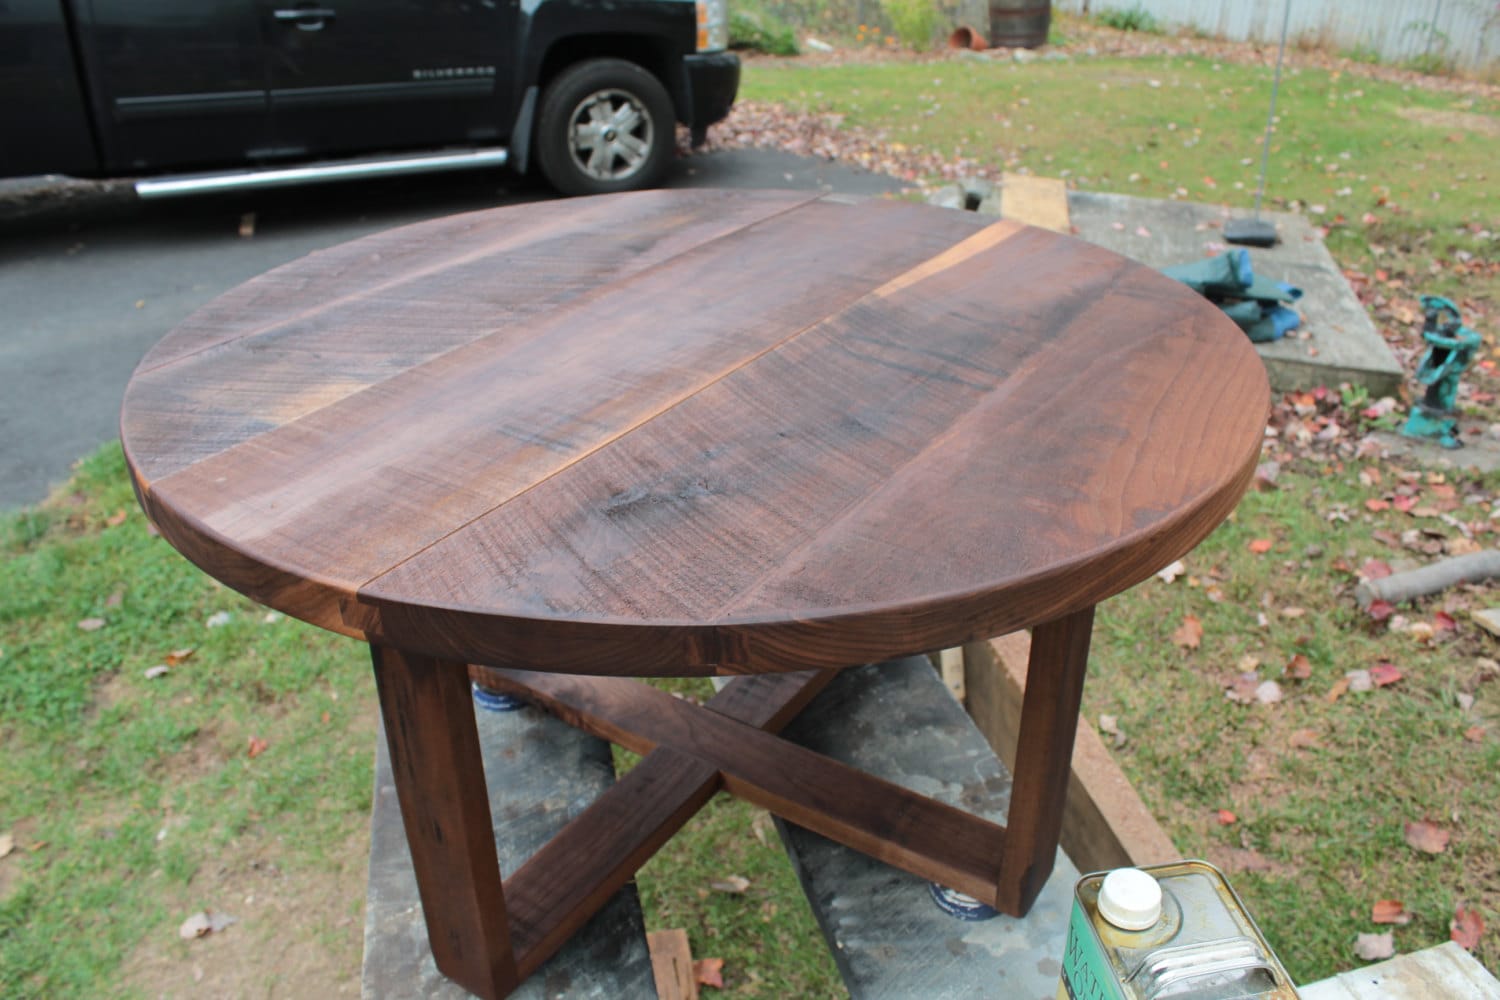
369, 607, 1093, 1000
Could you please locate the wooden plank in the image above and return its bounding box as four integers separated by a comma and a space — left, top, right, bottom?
647, 930, 698, 1000
964, 633, 1179, 871
745, 656, 1080, 1000
1299, 942, 1500, 999
505, 748, 719, 979
459, 666, 835, 979
362, 698, 657, 999
369, 645, 517, 1000
995, 607, 1094, 914
478, 667, 1009, 904
1001, 172, 1071, 233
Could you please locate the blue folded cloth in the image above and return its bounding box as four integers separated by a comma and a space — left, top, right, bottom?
1161, 251, 1302, 342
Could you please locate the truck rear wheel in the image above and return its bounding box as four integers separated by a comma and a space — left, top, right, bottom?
535, 58, 675, 196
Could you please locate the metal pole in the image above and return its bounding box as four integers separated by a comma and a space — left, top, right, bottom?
1251, 0, 1292, 220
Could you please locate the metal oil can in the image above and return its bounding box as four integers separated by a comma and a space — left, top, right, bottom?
1057, 860, 1299, 1000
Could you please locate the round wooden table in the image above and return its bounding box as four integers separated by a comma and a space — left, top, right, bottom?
122, 189, 1268, 999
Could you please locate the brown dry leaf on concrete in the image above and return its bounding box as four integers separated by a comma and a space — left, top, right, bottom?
1354, 931, 1395, 961
694, 957, 725, 989
1172, 615, 1203, 649
1451, 904, 1485, 950
1372, 899, 1412, 925
1403, 819, 1451, 854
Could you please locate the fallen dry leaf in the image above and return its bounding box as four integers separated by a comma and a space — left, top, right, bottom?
1289, 728, 1320, 749
247, 736, 269, 759
1365, 498, 1392, 512
1354, 931, 1395, 961
1224, 672, 1261, 704
1247, 538, 1274, 554
104, 590, 123, 608
106, 509, 128, 527
1372, 899, 1412, 925
1254, 680, 1284, 704
1403, 819, 1451, 854
1284, 654, 1312, 680
205, 611, 233, 628
1361, 558, 1393, 580
694, 957, 725, 989
751, 810, 774, 848
1465, 725, 1486, 743
0, 831, 13, 858
76, 617, 106, 632
1156, 560, 1186, 584
1216, 809, 1237, 825
1367, 600, 1396, 622
1326, 677, 1351, 702
144, 665, 169, 680
1451, 904, 1485, 951
1370, 663, 1403, 687
178, 910, 236, 940
1172, 615, 1203, 650
165, 648, 196, 666
1433, 611, 1458, 633
710, 875, 751, 894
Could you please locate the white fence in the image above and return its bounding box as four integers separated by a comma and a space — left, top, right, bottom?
1055, 0, 1500, 72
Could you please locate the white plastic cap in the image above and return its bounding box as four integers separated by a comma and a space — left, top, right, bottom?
1097, 868, 1163, 931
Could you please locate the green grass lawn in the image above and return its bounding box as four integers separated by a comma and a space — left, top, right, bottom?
3, 42, 1498, 1000
739, 52, 1499, 307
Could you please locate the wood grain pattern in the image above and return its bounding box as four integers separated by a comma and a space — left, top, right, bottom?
370, 644, 517, 1000
477, 668, 1008, 903
122, 190, 1268, 676
994, 607, 1094, 915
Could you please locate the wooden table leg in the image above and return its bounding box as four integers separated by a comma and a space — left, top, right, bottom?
994, 605, 1095, 915
370, 643, 519, 1000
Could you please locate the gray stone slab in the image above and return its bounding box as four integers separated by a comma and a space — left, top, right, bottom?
1067, 191, 1402, 397
362, 697, 656, 1000
719, 657, 1078, 1000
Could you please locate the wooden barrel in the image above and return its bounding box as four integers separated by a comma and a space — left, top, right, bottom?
988, 0, 1051, 48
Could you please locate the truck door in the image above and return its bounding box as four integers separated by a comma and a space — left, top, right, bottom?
71, 1, 271, 172
261, 0, 514, 160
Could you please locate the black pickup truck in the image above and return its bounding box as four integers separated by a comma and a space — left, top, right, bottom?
2, 0, 739, 198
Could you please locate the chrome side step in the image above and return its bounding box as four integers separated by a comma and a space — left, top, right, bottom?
134, 147, 509, 199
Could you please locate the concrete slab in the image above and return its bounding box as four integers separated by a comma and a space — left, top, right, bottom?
718, 657, 1078, 1000
1371, 427, 1500, 473
362, 696, 656, 999
1065, 191, 1402, 398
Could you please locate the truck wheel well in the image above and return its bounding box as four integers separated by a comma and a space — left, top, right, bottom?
537, 36, 682, 120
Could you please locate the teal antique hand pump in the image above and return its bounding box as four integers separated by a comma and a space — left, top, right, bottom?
1402, 295, 1481, 449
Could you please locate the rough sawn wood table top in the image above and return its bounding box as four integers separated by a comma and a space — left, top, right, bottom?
121, 188, 1269, 678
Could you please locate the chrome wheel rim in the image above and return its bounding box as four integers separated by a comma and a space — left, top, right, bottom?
567, 88, 654, 182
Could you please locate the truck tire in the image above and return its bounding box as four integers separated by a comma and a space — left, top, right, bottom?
535, 58, 675, 196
